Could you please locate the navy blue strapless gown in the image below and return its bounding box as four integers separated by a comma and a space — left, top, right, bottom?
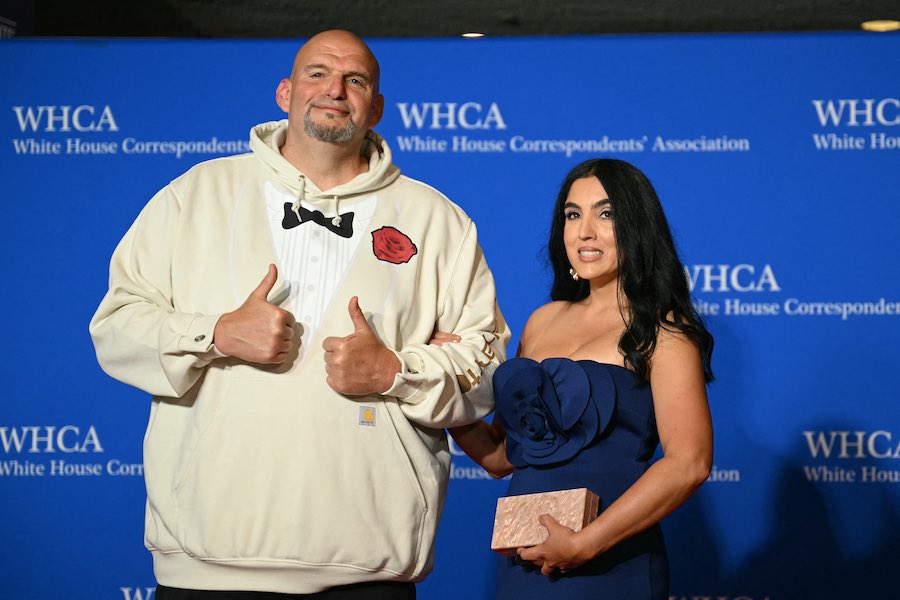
493, 357, 668, 600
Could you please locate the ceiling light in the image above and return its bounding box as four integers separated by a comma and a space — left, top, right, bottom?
860, 20, 900, 32
461, 32, 485, 38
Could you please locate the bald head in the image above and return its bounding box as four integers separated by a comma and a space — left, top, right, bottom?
291, 29, 381, 94
275, 28, 385, 157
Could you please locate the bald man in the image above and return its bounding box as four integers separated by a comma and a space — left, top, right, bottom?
91, 30, 508, 599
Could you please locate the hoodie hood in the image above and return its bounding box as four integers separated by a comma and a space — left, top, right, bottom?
249, 119, 401, 210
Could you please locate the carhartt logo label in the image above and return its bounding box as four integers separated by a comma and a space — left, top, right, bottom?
359, 406, 376, 427
12, 105, 120, 132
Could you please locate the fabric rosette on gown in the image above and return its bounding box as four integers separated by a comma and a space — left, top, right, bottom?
494, 357, 617, 468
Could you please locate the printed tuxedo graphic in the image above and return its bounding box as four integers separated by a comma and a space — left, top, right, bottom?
264, 184, 419, 358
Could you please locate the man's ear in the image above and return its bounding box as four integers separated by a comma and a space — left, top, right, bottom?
275, 79, 291, 113
369, 93, 385, 128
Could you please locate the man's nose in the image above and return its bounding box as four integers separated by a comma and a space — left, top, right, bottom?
325, 77, 346, 99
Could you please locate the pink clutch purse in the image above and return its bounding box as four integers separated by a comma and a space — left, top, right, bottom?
490, 488, 600, 555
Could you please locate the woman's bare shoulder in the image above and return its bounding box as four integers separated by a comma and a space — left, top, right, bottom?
525, 301, 570, 328
519, 301, 570, 353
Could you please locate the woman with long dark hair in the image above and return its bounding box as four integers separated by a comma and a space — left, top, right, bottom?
439, 158, 714, 599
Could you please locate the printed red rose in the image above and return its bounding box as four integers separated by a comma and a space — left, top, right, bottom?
371, 226, 418, 264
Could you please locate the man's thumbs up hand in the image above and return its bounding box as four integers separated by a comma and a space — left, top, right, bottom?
214, 264, 296, 364
323, 297, 401, 395
347, 296, 373, 334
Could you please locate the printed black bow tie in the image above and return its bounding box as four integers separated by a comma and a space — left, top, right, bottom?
282, 202, 354, 238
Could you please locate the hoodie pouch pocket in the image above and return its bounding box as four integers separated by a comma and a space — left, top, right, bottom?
171, 372, 428, 573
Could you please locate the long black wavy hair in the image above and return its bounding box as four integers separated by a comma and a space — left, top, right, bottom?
548, 158, 714, 384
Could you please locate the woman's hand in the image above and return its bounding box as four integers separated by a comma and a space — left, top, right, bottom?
518, 514, 590, 576
428, 330, 461, 346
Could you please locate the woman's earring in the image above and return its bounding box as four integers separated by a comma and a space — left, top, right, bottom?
569, 268, 580, 282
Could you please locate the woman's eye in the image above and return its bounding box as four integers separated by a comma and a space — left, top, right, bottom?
600, 209, 613, 219
565, 212, 580, 220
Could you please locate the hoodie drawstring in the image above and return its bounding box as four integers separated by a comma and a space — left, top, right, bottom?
292, 177, 342, 227
291, 175, 306, 221
330, 196, 341, 226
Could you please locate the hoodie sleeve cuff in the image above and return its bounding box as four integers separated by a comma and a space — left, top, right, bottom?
177, 313, 227, 364
383, 350, 425, 403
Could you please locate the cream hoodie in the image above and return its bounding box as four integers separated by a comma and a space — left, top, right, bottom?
90, 120, 509, 593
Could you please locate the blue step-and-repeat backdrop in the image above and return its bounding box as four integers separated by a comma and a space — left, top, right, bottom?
2, 33, 898, 599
